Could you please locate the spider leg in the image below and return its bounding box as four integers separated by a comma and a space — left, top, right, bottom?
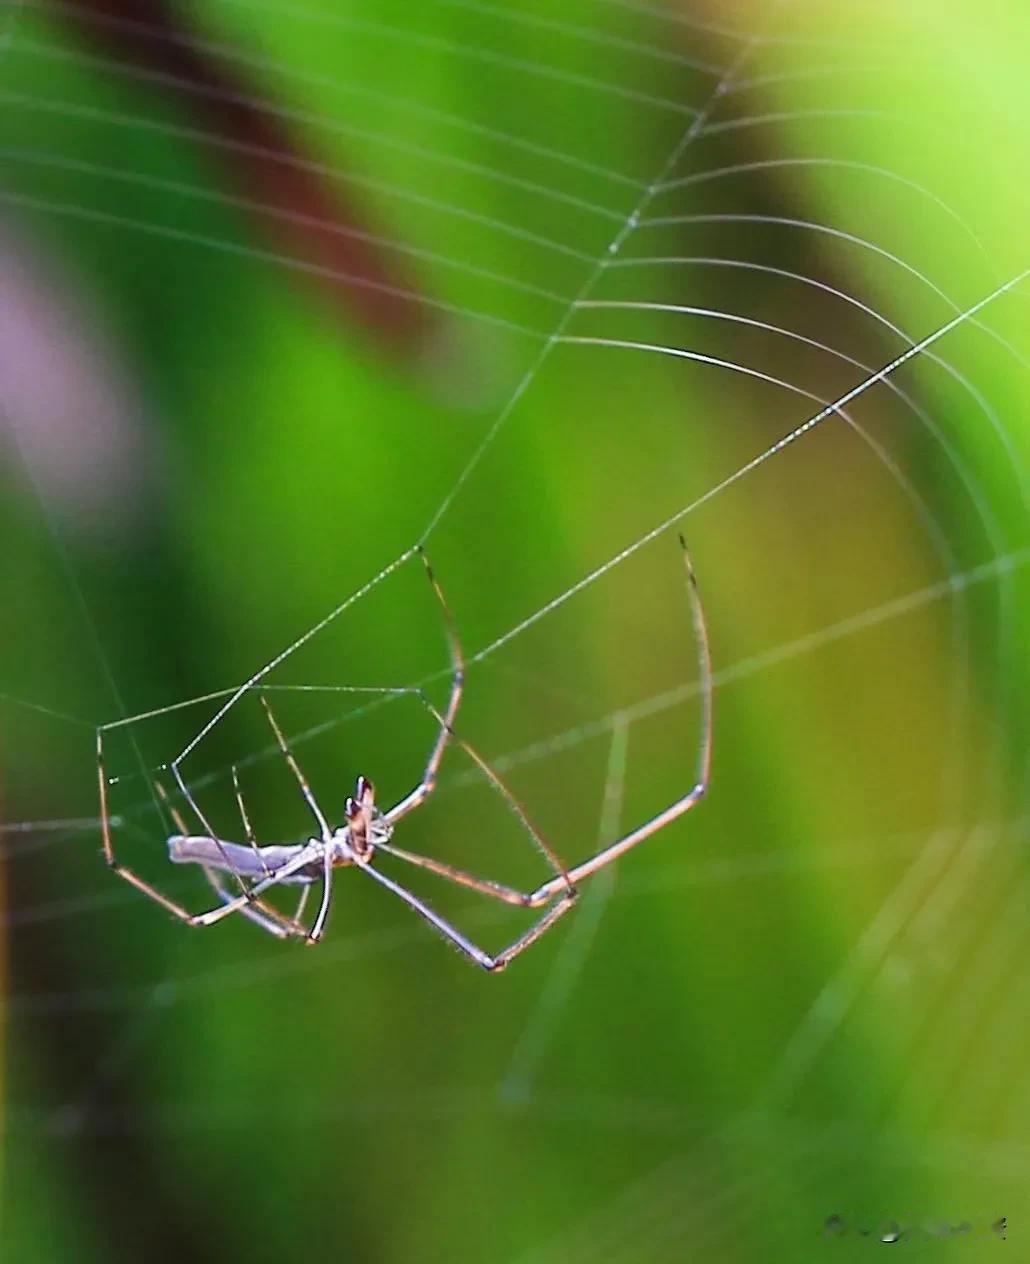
231, 765, 312, 933
527, 536, 712, 904
404, 694, 575, 904
157, 778, 307, 938
191, 843, 325, 928
288, 878, 314, 931
381, 551, 572, 905
202, 867, 298, 938
99, 734, 287, 935
97, 730, 199, 923
169, 755, 240, 876
259, 694, 332, 839
358, 859, 577, 972
164, 753, 290, 930
305, 845, 336, 944
231, 765, 271, 877
374, 840, 538, 906
384, 546, 464, 825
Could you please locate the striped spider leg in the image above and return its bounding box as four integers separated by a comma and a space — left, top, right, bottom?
373, 536, 712, 909
101, 537, 710, 969
97, 732, 312, 941
99, 548, 578, 971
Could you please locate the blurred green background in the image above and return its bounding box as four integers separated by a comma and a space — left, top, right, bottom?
2, 0, 1029, 1259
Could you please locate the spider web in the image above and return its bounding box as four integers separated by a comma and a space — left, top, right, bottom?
1, 1, 1029, 1259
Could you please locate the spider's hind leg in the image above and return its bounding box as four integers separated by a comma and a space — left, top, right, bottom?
96, 728, 197, 924
156, 776, 309, 939
203, 867, 302, 939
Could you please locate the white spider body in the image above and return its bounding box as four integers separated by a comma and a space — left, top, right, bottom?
168, 789, 395, 882
169, 835, 322, 883
98, 542, 710, 970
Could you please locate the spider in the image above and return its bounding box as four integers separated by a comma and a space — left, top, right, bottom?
98, 540, 711, 972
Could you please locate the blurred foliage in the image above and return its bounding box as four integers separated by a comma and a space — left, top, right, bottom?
1, 1, 1029, 1260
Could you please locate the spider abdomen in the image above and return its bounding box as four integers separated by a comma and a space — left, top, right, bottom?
168, 835, 320, 885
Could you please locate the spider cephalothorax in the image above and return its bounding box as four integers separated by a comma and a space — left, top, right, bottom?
340, 776, 393, 863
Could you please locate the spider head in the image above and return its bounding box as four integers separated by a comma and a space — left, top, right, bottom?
345, 776, 391, 860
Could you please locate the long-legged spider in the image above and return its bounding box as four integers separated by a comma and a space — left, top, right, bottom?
98, 540, 711, 972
